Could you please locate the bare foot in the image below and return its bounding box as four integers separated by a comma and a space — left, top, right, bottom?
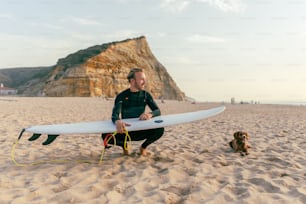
123, 148, 129, 156
122, 144, 132, 155
140, 147, 149, 156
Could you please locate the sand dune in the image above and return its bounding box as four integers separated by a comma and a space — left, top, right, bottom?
0, 97, 305, 203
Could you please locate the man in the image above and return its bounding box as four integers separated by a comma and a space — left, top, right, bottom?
102, 68, 164, 156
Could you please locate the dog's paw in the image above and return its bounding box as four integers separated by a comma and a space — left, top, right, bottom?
240, 151, 249, 156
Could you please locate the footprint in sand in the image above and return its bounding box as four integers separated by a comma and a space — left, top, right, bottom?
248, 177, 281, 193
161, 185, 192, 196
152, 156, 174, 163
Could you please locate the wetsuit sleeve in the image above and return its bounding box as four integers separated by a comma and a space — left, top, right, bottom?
111, 95, 123, 123
146, 92, 161, 117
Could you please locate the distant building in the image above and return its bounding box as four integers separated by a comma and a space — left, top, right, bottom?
0, 83, 17, 95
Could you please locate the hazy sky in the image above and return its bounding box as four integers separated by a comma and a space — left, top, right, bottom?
1, 0, 306, 103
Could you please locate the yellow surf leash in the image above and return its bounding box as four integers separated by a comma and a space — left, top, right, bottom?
100, 130, 131, 165
11, 130, 132, 167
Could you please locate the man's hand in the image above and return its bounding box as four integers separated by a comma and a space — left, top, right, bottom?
139, 112, 153, 120
115, 120, 130, 133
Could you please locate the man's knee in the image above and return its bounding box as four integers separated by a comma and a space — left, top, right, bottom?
156, 127, 164, 137
150, 128, 164, 140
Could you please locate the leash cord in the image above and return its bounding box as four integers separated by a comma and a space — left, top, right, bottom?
11, 131, 131, 167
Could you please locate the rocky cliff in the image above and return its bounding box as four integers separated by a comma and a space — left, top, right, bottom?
0, 36, 185, 100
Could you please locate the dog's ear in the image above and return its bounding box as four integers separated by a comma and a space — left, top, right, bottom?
233, 131, 240, 139
245, 132, 249, 139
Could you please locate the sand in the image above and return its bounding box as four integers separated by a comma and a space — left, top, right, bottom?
0, 97, 305, 204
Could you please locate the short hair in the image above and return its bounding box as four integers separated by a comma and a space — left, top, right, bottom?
127, 68, 143, 82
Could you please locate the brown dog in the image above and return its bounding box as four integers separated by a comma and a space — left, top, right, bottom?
229, 131, 250, 156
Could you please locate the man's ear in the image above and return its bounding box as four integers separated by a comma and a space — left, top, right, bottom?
130, 78, 136, 83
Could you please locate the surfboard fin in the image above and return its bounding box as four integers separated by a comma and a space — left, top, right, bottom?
42, 135, 59, 145
28, 133, 42, 141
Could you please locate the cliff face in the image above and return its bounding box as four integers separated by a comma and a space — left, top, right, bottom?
43, 36, 185, 100
0, 36, 185, 100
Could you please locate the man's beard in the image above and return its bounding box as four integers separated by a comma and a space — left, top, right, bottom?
135, 82, 145, 90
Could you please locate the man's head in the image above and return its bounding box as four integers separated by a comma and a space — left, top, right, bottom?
127, 68, 146, 91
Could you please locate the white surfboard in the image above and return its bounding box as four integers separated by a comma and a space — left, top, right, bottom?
23, 106, 225, 135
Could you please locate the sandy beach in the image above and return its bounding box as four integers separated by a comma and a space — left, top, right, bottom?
0, 97, 305, 204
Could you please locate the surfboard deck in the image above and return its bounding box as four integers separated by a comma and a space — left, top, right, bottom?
24, 106, 225, 135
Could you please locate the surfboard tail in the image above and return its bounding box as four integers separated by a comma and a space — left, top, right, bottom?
17, 128, 59, 145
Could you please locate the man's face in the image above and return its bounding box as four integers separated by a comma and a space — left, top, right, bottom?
132, 71, 146, 91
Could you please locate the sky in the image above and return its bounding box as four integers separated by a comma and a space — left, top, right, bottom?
1, 0, 306, 103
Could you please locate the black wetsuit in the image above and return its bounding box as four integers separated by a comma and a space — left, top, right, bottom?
102, 89, 164, 149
